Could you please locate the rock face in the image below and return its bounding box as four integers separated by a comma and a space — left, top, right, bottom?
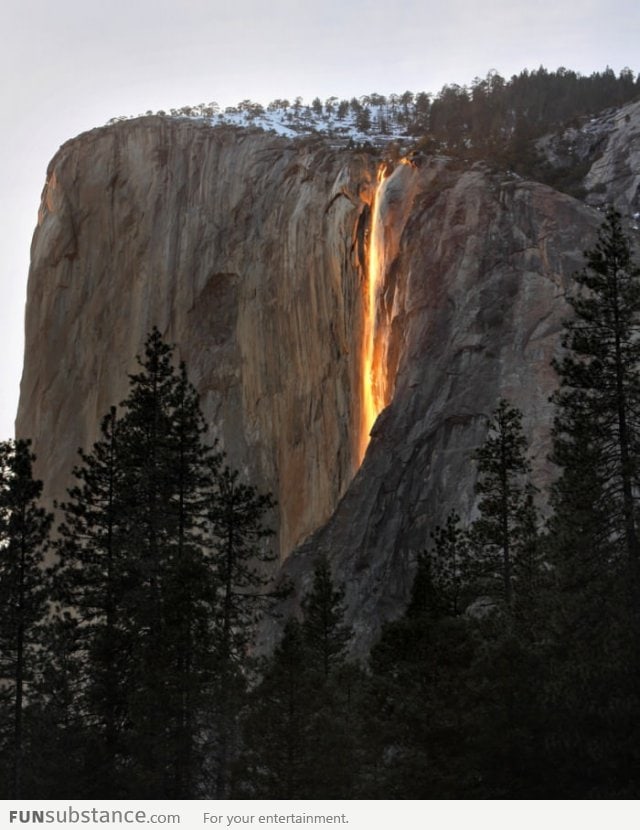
583, 99, 640, 214
537, 98, 640, 214
17, 103, 640, 652
18, 119, 375, 558
271, 162, 601, 652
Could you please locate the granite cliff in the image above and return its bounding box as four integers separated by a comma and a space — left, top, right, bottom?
18, 120, 374, 559
17, 100, 640, 651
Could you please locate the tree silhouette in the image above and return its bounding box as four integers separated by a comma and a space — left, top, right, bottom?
0, 440, 52, 797
470, 400, 538, 609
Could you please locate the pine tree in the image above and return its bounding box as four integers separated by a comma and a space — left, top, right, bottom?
470, 399, 539, 609
52, 407, 130, 795
118, 330, 220, 797
551, 207, 640, 586
27, 614, 90, 798
543, 208, 640, 797
50, 328, 280, 798
207, 464, 276, 798
301, 557, 351, 680
361, 553, 478, 798
429, 511, 473, 616
53, 329, 220, 797
235, 559, 357, 799
234, 619, 311, 799
0, 440, 52, 798
462, 401, 548, 795
209, 466, 276, 665
300, 558, 357, 798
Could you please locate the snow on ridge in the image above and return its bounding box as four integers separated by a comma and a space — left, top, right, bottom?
108, 98, 421, 146
211, 102, 410, 143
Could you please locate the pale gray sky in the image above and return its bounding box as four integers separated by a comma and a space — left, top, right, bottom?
1, 0, 638, 441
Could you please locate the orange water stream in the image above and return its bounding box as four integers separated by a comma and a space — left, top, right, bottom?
359, 164, 389, 463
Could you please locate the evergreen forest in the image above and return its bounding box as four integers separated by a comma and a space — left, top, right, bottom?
2, 209, 640, 798
122, 65, 640, 196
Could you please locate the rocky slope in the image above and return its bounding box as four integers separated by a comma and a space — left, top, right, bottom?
17, 100, 640, 652
537, 98, 640, 217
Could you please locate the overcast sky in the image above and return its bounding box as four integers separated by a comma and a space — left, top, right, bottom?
1, 0, 638, 441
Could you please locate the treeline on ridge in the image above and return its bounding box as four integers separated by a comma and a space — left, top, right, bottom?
113, 65, 640, 182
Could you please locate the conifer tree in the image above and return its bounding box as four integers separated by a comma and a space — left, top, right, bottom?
463, 402, 547, 794
361, 553, 478, 798
234, 619, 311, 799
207, 464, 276, 798
119, 330, 221, 796
300, 557, 357, 798
54, 329, 221, 797
551, 207, 640, 586
543, 208, 640, 797
0, 440, 52, 798
470, 399, 538, 609
209, 466, 276, 665
235, 559, 357, 799
27, 614, 89, 798
52, 407, 129, 794
429, 511, 472, 616
301, 557, 351, 680
51, 328, 279, 798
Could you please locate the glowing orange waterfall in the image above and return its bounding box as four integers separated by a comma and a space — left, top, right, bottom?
359, 164, 389, 463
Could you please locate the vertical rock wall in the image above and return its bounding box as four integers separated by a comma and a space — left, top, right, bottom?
17, 118, 375, 557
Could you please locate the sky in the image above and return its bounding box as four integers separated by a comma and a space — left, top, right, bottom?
1, 0, 639, 441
